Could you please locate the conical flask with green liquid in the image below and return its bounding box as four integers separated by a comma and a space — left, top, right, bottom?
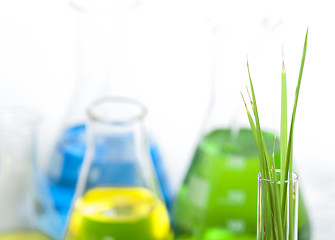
172, 18, 311, 240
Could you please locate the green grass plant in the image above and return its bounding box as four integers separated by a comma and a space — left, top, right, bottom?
241, 29, 308, 240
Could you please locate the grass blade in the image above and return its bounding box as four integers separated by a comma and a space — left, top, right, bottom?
282, 29, 308, 206
247, 59, 274, 186
280, 59, 287, 179
246, 59, 284, 239
241, 92, 264, 174
280, 58, 288, 227
284, 28, 308, 182
241, 92, 258, 145
282, 28, 308, 239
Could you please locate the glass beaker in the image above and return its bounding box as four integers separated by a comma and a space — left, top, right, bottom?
172, 5, 311, 240
0, 107, 61, 240
65, 97, 172, 240
46, 0, 172, 231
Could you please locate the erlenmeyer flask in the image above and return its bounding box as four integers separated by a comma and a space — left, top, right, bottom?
65, 97, 172, 240
172, 8, 311, 240
0, 107, 61, 239
46, 0, 171, 231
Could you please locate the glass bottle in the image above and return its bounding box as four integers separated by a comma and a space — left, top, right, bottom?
65, 96, 172, 240
0, 107, 61, 240
257, 171, 299, 240
46, 0, 171, 231
172, 6, 310, 240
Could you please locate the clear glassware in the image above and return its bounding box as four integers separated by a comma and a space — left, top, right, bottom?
257, 171, 299, 240
64, 97, 172, 240
46, 0, 171, 232
0, 107, 61, 240
172, 4, 310, 239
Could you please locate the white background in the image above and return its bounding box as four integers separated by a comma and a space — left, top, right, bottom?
0, 0, 334, 239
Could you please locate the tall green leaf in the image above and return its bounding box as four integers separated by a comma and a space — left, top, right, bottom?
280, 60, 287, 179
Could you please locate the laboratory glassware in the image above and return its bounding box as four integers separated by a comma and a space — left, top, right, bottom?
172, 8, 311, 240
257, 171, 299, 240
64, 97, 172, 240
46, 0, 172, 231
0, 107, 61, 240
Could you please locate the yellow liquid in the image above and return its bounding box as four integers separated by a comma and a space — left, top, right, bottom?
66, 187, 172, 240
0, 231, 53, 240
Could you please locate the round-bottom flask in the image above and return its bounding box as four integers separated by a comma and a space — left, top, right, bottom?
65, 97, 172, 240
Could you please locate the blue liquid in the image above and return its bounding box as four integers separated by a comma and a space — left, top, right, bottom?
47, 124, 171, 234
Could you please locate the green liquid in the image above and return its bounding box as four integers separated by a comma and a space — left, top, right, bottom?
0, 231, 53, 240
173, 128, 311, 240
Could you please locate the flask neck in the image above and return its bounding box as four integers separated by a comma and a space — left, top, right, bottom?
77, 97, 161, 197
203, 27, 249, 135
66, 3, 137, 126
203, 21, 285, 136
86, 107, 147, 163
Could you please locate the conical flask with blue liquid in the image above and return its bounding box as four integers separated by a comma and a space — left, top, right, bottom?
172, 15, 311, 240
46, 0, 171, 233
64, 97, 172, 240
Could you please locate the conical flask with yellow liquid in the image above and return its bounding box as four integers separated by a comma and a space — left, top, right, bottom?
46, 1, 172, 231
65, 97, 172, 240
172, 12, 311, 240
